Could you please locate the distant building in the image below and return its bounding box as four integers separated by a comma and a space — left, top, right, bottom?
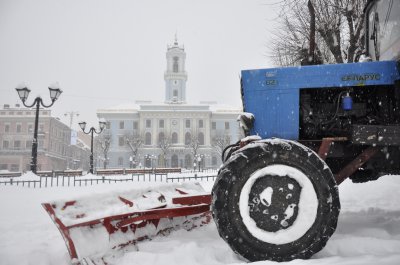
97, 37, 242, 169
0, 104, 90, 172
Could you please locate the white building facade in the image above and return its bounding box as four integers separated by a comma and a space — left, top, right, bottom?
97, 38, 242, 170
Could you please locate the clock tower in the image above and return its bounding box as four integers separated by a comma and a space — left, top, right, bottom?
164, 35, 187, 104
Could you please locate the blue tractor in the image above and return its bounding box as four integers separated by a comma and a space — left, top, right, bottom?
212, 0, 400, 261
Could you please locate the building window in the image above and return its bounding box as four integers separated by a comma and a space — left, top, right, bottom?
16, 124, 22, 133
3, 140, 9, 149
106, 122, 111, 129
145, 132, 152, 145
28, 124, 33, 133
119, 121, 124, 129
185, 132, 191, 145
212, 156, 218, 166
171, 154, 179, 168
158, 132, 165, 144
212, 122, 216, 130
39, 124, 44, 132
146, 119, 151, 128
173, 90, 178, 97
14, 140, 21, 149
159, 119, 164, 128
158, 154, 165, 167
4, 124, 10, 133
118, 157, 124, 166
26, 140, 31, 149
185, 120, 190, 128
198, 120, 204, 128
118, 136, 125, 146
198, 132, 204, 145
172, 132, 178, 144
225, 122, 230, 130
184, 154, 192, 168
133, 121, 138, 130
10, 164, 19, 172
173, 56, 179, 72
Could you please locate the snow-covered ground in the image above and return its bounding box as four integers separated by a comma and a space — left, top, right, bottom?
0, 175, 399, 265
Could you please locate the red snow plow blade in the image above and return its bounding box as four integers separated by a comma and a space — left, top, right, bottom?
42, 183, 211, 264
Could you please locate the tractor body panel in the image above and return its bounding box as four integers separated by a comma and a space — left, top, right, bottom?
241, 60, 400, 140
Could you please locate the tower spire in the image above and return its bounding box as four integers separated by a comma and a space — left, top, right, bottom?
174, 32, 178, 45
164, 35, 187, 104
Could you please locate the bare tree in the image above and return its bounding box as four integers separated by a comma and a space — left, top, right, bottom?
270, 0, 366, 65
186, 130, 200, 158
125, 132, 143, 168
158, 132, 171, 167
96, 133, 111, 169
212, 132, 231, 157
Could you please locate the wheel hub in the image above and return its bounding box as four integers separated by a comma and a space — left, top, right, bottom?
248, 175, 301, 232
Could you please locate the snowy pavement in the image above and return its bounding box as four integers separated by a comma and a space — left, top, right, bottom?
0, 175, 399, 265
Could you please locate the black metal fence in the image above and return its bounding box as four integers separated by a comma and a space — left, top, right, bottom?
0, 170, 218, 188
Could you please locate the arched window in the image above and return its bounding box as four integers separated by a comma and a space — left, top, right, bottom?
184, 154, 192, 168
145, 132, 152, 145
158, 154, 165, 167
158, 132, 165, 144
198, 132, 204, 145
173, 89, 178, 97
172, 132, 178, 144
171, 154, 179, 168
118, 157, 124, 166
185, 132, 191, 145
173, 57, 179, 72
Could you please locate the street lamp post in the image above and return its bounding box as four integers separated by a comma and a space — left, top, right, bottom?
129, 156, 133, 168
64, 111, 79, 129
15, 84, 62, 173
152, 155, 156, 171
64, 111, 79, 170
198, 155, 203, 172
78, 120, 106, 174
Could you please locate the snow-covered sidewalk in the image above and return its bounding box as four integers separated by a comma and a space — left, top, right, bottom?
0, 176, 399, 265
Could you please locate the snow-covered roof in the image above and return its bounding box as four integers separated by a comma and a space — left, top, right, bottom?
97, 103, 140, 114
97, 101, 242, 115
208, 103, 242, 113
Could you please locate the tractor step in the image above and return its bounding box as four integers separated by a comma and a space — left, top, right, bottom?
42, 183, 211, 264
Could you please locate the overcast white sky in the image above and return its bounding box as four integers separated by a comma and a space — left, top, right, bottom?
0, 0, 279, 130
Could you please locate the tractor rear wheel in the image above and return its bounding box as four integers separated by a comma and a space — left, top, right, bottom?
212, 139, 340, 262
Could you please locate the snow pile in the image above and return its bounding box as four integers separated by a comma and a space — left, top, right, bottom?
0, 176, 400, 265
49, 182, 206, 226
14, 171, 41, 181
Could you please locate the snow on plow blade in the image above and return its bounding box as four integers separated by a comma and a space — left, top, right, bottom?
42, 183, 211, 264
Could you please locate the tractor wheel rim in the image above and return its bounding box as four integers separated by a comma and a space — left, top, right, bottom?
248, 174, 301, 232
239, 164, 319, 244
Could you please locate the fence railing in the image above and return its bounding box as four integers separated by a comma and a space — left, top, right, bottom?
0, 169, 218, 188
